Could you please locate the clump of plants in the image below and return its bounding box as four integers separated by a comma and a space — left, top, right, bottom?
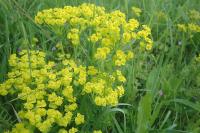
0, 3, 153, 133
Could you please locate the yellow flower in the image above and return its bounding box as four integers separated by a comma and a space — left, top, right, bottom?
188, 23, 200, 33
87, 66, 98, 75
24, 93, 37, 103
47, 109, 62, 121
78, 66, 87, 85
67, 28, 80, 46
177, 24, 187, 32
48, 73, 56, 80
92, 80, 105, 95
48, 93, 63, 107
126, 51, 134, 60
124, 19, 139, 32
0, 84, 9, 96
117, 85, 125, 97
35, 108, 47, 116
114, 50, 127, 66
8, 54, 18, 67
24, 102, 34, 110
62, 86, 76, 102
75, 113, 85, 125
122, 32, 132, 43
18, 111, 26, 119
189, 9, 200, 20
84, 82, 94, 93
36, 100, 46, 108
56, 42, 63, 50
95, 47, 110, 60
36, 119, 54, 133
11, 123, 31, 133
69, 127, 78, 133
116, 70, 126, 83
57, 111, 73, 127
105, 91, 118, 106
132, 7, 142, 17
25, 111, 41, 125
93, 130, 102, 133
89, 34, 99, 43
101, 38, 112, 47
137, 25, 151, 39
65, 103, 78, 111
146, 44, 152, 51
95, 96, 107, 106
47, 80, 61, 90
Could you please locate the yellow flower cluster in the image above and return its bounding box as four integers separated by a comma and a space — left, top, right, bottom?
94, 47, 110, 60
114, 50, 134, 66
0, 4, 154, 132
35, 3, 153, 66
75, 113, 85, 125
0, 50, 126, 132
188, 23, 200, 32
58, 127, 78, 133
11, 123, 31, 133
93, 130, 102, 133
177, 23, 200, 33
83, 70, 125, 106
67, 28, 80, 46
189, 9, 200, 21
132, 6, 142, 17
177, 10, 200, 33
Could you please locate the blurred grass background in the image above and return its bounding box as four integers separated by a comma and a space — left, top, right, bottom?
0, 0, 200, 132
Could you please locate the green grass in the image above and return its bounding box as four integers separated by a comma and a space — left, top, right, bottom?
0, 0, 200, 132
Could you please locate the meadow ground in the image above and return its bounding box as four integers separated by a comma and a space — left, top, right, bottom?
0, 0, 200, 133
